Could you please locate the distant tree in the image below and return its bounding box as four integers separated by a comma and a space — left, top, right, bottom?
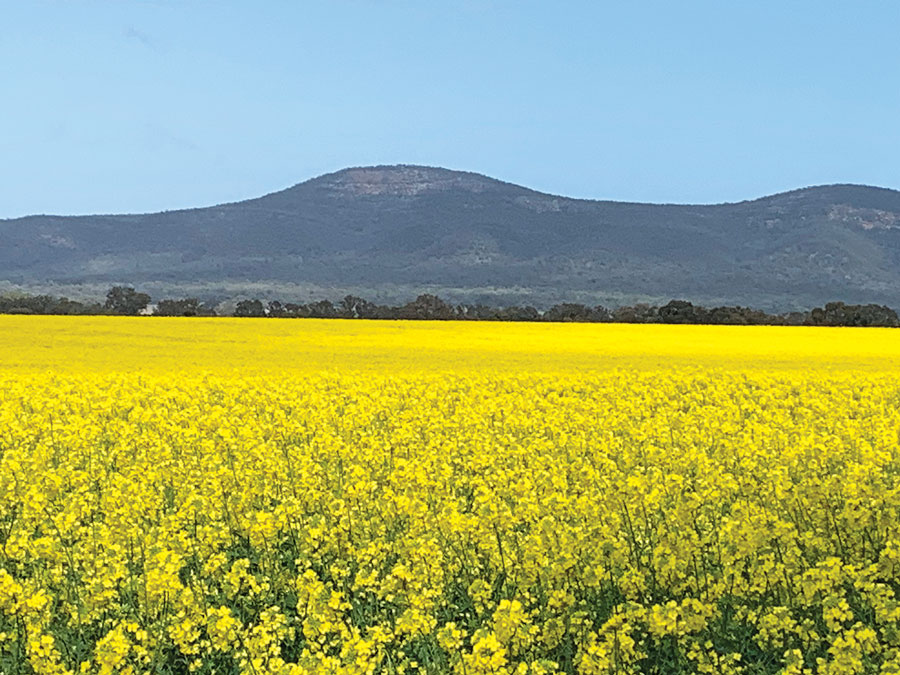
282, 303, 308, 318
544, 303, 594, 322
611, 303, 658, 323
808, 301, 899, 327
0, 292, 98, 315
307, 300, 337, 318
591, 305, 612, 322
705, 305, 777, 325
15, 285, 900, 327
398, 294, 457, 320
104, 286, 150, 315
233, 299, 266, 317
155, 298, 204, 317
339, 295, 380, 319
496, 305, 541, 322
457, 304, 500, 321
658, 300, 703, 324
780, 311, 808, 326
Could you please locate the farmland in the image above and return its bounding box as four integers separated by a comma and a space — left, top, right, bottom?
2, 318, 900, 673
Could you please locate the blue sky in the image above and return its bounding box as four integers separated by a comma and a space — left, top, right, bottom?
2, 1, 899, 217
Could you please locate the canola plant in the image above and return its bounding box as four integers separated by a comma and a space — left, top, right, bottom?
1, 317, 900, 674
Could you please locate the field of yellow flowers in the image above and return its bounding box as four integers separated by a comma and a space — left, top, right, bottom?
3, 317, 900, 674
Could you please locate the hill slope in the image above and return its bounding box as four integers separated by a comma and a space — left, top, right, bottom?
3, 165, 900, 310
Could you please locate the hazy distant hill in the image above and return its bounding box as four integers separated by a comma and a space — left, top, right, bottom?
3, 165, 900, 310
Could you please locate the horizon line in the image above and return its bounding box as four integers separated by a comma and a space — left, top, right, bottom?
3, 164, 899, 220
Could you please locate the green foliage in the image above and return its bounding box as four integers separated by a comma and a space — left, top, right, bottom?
1, 288, 899, 327
104, 286, 151, 315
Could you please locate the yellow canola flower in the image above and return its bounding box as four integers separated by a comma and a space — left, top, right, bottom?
1, 318, 900, 672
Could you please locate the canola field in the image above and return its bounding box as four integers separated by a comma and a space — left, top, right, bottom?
3, 317, 900, 674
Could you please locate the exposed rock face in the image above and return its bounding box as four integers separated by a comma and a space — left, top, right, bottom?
314, 165, 515, 197
829, 204, 900, 230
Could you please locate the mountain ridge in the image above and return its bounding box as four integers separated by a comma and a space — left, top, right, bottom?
2, 165, 900, 311
11, 165, 898, 219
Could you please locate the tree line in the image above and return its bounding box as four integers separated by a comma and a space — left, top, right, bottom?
1, 286, 898, 327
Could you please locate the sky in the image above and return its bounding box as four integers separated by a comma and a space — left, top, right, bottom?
2, 0, 899, 218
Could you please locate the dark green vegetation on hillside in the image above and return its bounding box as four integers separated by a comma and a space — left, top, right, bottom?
3, 166, 900, 311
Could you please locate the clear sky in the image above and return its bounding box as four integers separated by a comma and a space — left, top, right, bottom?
3, 1, 899, 218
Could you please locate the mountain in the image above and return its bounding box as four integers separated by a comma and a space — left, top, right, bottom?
3, 165, 900, 311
